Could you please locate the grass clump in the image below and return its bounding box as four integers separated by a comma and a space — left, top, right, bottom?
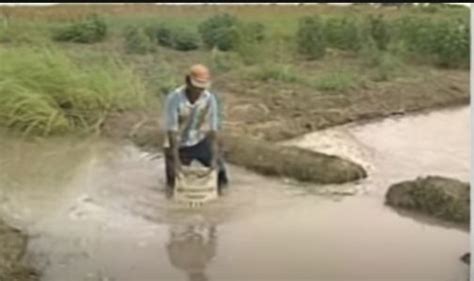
124, 25, 156, 54
198, 13, 240, 51
52, 14, 107, 43
0, 46, 147, 136
296, 15, 326, 60
251, 63, 301, 83
324, 16, 363, 52
148, 23, 200, 51
313, 70, 357, 92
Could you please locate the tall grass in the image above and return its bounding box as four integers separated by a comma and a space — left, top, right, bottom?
312, 70, 358, 92
0, 46, 147, 136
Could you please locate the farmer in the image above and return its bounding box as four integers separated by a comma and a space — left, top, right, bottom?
162, 64, 228, 196
166, 224, 217, 281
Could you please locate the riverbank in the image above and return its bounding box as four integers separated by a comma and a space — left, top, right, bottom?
386, 176, 470, 226
102, 67, 469, 183
0, 106, 469, 281
0, 5, 469, 278
0, 220, 38, 281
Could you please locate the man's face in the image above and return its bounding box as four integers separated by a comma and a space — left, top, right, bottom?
186, 78, 206, 96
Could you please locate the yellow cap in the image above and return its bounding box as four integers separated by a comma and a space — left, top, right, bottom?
189, 64, 211, 89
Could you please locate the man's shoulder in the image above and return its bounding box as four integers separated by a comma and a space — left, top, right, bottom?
204, 90, 218, 102
165, 86, 185, 102
169, 86, 185, 96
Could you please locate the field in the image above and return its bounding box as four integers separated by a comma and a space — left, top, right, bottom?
0, 3, 469, 138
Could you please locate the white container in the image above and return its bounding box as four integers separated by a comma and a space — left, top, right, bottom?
173, 165, 218, 207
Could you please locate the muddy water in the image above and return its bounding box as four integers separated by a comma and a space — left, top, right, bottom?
0, 107, 469, 281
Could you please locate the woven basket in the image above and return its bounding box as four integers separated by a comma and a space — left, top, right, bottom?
173, 166, 218, 207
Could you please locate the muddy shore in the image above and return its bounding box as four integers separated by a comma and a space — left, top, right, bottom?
102, 68, 469, 184
1, 69, 469, 280
386, 176, 470, 226
0, 220, 38, 281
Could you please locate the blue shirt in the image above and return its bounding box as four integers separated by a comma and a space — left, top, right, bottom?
162, 86, 220, 148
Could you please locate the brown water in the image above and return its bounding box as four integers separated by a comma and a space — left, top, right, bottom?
0, 107, 469, 281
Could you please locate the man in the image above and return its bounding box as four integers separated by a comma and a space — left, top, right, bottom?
162, 64, 228, 196
166, 224, 217, 281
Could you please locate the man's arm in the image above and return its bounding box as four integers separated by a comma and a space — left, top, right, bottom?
164, 93, 181, 171
208, 95, 220, 170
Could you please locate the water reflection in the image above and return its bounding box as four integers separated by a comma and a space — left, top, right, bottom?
166, 223, 217, 281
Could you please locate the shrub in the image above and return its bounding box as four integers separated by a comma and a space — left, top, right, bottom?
233, 22, 267, 65
172, 27, 200, 51
53, 14, 107, 43
393, 16, 469, 68
296, 15, 326, 60
149, 24, 200, 51
367, 14, 391, 51
324, 16, 363, 51
210, 47, 241, 73
155, 24, 175, 47
124, 25, 156, 54
198, 13, 240, 51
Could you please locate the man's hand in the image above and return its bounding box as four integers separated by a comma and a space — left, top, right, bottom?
168, 131, 183, 177
205, 131, 219, 177
174, 156, 183, 176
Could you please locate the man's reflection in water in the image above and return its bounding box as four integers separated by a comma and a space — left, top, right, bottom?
166, 223, 217, 281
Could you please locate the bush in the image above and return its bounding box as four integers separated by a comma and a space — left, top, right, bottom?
430, 19, 469, 68
0, 47, 147, 135
172, 27, 200, 51
210, 47, 241, 73
240, 22, 266, 42
53, 14, 107, 43
296, 16, 326, 60
155, 24, 174, 47
149, 24, 200, 51
124, 25, 156, 54
233, 22, 267, 65
367, 14, 391, 51
359, 36, 403, 81
198, 13, 240, 51
324, 16, 363, 51
394, 16, 469, 68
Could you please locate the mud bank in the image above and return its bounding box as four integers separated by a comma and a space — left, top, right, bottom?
102, 114, 367, 184
216, 69, 470, 142
0, 220, 38, 281
0, 106, 469, 281
102, 69, 468, 184
385, 176, 470, 225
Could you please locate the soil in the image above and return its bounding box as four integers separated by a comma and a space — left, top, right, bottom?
0, 220, 38, 281
101, 68, 469, 184
385, 175, 470, 225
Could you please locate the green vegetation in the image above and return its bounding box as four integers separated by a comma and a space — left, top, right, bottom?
124, 25, 156, 54
296, 15, 326, 59
150, 23, 200, 51
0, 4, 469, 137
0, 47, 147, 135
52, 14, 107, 43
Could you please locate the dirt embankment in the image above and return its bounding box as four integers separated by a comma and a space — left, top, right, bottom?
213, 69, 470, 142
102, 114, 367, 184
102, 68, 468, 185
0, 220, 38, 281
